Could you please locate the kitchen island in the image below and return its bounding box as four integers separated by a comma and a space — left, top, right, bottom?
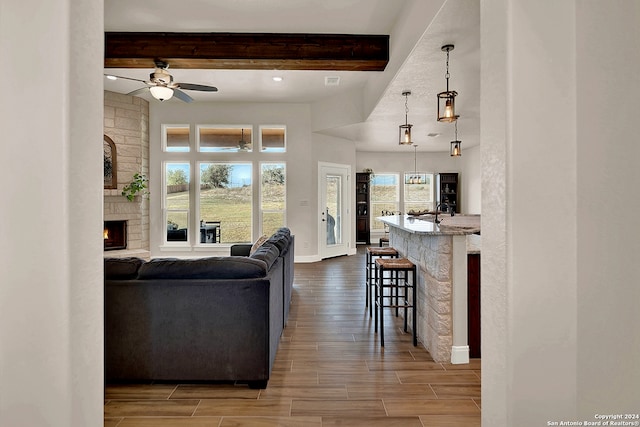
378, 214, 480, 363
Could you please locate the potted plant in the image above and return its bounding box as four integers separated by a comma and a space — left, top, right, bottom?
121, 173, 149, 201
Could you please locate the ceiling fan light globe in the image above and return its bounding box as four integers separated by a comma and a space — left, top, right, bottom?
150, 86, 174, 101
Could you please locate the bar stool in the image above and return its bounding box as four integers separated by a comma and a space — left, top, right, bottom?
365, 246, 398, 317
374, 258, 417, 347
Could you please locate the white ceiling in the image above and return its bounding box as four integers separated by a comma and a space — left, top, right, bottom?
104, 0, 479, 153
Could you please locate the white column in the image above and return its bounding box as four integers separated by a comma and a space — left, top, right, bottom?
0, 0, 104, 426
450, 235, 469, 364
482, 0, 578, 424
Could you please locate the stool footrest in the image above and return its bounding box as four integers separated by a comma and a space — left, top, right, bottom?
373, 257, 418, 347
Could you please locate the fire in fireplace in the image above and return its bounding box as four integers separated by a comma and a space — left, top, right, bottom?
104, 220, 127, 250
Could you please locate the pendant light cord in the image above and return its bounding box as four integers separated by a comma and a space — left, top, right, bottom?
405, 93, 409, 125
445, 49, 450, 92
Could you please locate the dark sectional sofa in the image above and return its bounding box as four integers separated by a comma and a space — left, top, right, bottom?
104, 228, 294, 389
231, 228, 295, 326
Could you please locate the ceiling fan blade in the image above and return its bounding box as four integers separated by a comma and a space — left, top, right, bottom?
105, 74, 147, 84
175, 83, 218, 92
172, 88, 194, 103
127, 87, 150, 96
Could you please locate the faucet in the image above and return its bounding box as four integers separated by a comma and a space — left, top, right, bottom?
434, 203, 455, 224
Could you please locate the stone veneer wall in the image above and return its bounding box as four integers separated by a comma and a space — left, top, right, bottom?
103, 91, 150, 258
389, 229, 454, 362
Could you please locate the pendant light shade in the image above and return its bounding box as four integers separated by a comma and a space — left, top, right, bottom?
450, 141, 461, 156
437, 45, 459, 123
450, 121, 462, 157
399, 90, 413, 145
150, 85, 174, 101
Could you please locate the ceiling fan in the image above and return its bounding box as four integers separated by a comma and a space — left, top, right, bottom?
105, 60, 218, 103
217, 128, 252, 152
238, 129, 251, 151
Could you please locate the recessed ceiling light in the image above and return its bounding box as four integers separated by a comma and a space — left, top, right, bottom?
427, 133, 440, 138
272, 76, 283, 82
106, 75, 117, 80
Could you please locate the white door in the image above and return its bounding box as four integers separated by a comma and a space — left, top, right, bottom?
319, 162, 351, 259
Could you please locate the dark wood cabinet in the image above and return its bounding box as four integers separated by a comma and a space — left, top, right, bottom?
355, 172, 371, 244
437, 173, 459, 213
468, 253, 481, 358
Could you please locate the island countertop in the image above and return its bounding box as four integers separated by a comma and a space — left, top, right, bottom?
378, 214, 480, 236
379, 213, 481, 363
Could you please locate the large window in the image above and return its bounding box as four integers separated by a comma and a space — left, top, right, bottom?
199, 162, 253, 243
260, 163, 286, 236
165, 162, 190, 243
404, 172, 435, 213
370, 174, 399, 231
161, 124, 287, 247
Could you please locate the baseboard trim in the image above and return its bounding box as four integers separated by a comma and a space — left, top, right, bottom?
294, 255, 322, 263
450, 345, 470, 364
294, 248, 357, 263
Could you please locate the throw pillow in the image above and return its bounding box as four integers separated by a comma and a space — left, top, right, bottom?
250, 234, 269, 255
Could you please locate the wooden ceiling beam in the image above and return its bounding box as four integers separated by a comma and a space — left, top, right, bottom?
104, 32, 389, 71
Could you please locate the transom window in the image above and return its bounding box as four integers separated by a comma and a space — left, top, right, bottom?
260, 126, 286, 152
198, 126, 253, 153
163, 125, 190, 152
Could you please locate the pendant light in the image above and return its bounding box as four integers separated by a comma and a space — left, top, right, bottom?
399, 90, 413, 145
437, 44, 459, 123
450, 121, 462, 157
405, 145, 426, 184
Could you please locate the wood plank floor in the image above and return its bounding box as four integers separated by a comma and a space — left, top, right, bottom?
104, 246, 481, 426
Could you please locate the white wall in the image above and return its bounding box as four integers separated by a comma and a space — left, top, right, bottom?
482, 1, 639, 425
0, 0, 104, 425
575, 1, 640, 415
461, 145, 481, 214
483, 1, 578, 424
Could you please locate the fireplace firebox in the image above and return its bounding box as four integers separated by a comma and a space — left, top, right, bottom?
104, 220, 127, 251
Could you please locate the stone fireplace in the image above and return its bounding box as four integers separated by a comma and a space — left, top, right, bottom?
104, 220, 127, 250
103, 91, 150, 259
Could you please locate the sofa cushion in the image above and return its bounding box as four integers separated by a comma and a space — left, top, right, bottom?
104, 257, 145, 280
137, 257, 267, 280
249, 242, 280, 270
250, 234, 269, 255
266, 233, 289, 252
276, 227, 291, 238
